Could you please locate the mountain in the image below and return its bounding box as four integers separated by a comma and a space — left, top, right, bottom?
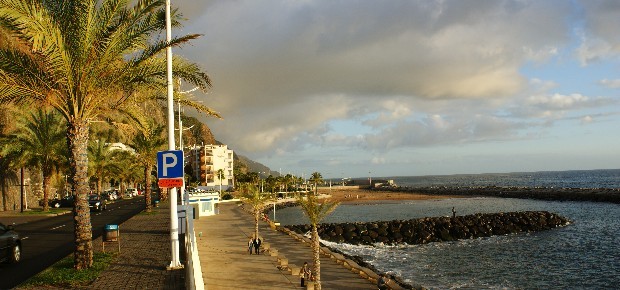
182, 115, 275, 175
235, 154, 277, 176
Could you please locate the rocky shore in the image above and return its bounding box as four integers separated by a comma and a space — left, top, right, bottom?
286, 211, 570, 245
374, 186, 620, 204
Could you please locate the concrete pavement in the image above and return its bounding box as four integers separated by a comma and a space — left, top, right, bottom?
194, 202, 377, 290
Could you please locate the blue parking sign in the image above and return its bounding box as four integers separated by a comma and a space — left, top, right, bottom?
157, 150, 184, 179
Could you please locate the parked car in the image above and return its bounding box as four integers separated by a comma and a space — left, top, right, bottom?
0, 222, 21, 263
59, 195, 75, 207
88, 194, 107, 211
126, 188, 138, 197
39, 198, 62, 208
101, 190, 118, 201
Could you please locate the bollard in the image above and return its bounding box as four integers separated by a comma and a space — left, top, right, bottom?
290, 266, 300, 276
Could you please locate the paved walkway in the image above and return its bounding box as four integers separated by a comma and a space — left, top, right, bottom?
88, 201, 184, 290
194, 202, 377, 290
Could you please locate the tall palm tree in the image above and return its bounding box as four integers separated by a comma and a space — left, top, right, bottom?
0, 0, 212, 269
4, 109, 65, 211
130, 123, 166, 212
297, 193, 339, 290
309, 172, 324, 195
240, 183, 274, 241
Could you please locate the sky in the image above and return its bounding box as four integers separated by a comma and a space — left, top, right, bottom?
172, 0, 620, 179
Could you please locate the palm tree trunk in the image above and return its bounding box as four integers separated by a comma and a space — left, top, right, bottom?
145, 165, 152, 212
97, 178, 102, 195
42, 173, 50, 212
67, 119, 93, 270
1, 184, 7, 211
161, 188, 168, 201
120, 180, 126, 199
312, 225, 321, 290
254, 209, 259, 240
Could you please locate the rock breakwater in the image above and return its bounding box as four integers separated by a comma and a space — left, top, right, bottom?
377, 186, 620, 204
286, 211, 570, 245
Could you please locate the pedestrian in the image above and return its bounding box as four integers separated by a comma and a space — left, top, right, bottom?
254, 236, 262, 254
452, 207, 456, 218
377, 273, 390, 290
248, 237, 254, 255
301, 261, 311, 287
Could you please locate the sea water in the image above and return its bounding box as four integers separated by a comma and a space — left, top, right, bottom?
275, 197, 620, 289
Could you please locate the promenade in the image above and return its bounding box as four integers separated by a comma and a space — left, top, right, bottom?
194, 202, 377, 290
4, 200, 385, 289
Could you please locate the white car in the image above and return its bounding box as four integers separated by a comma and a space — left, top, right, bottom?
126, 188, 138, 197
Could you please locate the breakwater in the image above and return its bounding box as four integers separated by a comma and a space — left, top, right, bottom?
374, 186, 620, 203
286, 211, 570, 245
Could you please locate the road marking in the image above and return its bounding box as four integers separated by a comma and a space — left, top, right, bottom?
50, 225, 65, 230
22, 236, 29, 240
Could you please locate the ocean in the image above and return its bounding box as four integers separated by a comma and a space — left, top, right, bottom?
276, 169, 620, 289
385, 169, 620, 189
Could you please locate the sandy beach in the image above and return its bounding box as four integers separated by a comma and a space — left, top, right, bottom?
316, 186, 461, 203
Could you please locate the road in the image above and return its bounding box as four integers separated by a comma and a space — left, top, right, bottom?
0, 196, 146, 289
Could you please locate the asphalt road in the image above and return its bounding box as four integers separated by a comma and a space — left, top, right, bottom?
0, 196, 146, 289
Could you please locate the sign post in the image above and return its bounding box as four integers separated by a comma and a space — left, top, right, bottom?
157, 150, 183, 269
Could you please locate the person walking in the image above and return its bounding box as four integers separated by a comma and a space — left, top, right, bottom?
301, 261, 311, 287
254, 236, 262, 254
248, 237, 254, 255
377, 273, 390, 290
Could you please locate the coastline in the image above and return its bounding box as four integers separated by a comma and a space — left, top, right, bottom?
316, 187, 464, 204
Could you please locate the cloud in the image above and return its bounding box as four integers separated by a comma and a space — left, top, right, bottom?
357, 114, 527, 150
599, 79, 620, 89
574, 1, 620, 65
581, 115, 593, 124
509, 93, 616, 119
173, 1, 589, 157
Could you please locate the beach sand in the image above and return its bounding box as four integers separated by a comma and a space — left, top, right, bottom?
316, 186, 461, 204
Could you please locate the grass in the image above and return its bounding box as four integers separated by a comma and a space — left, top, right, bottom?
20, 252, 116, 288
19, 208, 69, 215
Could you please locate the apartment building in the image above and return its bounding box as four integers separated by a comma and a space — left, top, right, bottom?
188, 144, 234, 190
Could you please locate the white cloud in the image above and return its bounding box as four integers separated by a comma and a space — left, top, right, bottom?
581, 115, 593, 124
599, 79, 620, 89
510, 93, 616, 119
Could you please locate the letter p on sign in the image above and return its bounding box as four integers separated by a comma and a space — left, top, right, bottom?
157, 150, 184, 179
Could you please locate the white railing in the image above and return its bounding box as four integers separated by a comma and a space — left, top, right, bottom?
184, 205, 204, 290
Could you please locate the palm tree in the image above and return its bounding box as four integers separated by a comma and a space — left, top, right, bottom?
309, 172, 324, 195
265, 175, 276, 193
4, 109, 65, 211
240, 183, 274, 241
130, 123, 166, 212
109, 150, 141, 199
0, 0, 212, 269
0, 155, 18, 211
88, 139, 116, 196
217, 168, 224, 197
297, 193, 339, 290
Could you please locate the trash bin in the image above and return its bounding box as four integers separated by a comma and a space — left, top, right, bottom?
104, 224, 119, 242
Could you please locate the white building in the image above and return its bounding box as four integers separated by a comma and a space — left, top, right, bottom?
188, 144, 234, 190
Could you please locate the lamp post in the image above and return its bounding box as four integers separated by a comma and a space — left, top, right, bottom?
218, 169, 223, 199
369, 171, 372, 188
165, 0, 181, 269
